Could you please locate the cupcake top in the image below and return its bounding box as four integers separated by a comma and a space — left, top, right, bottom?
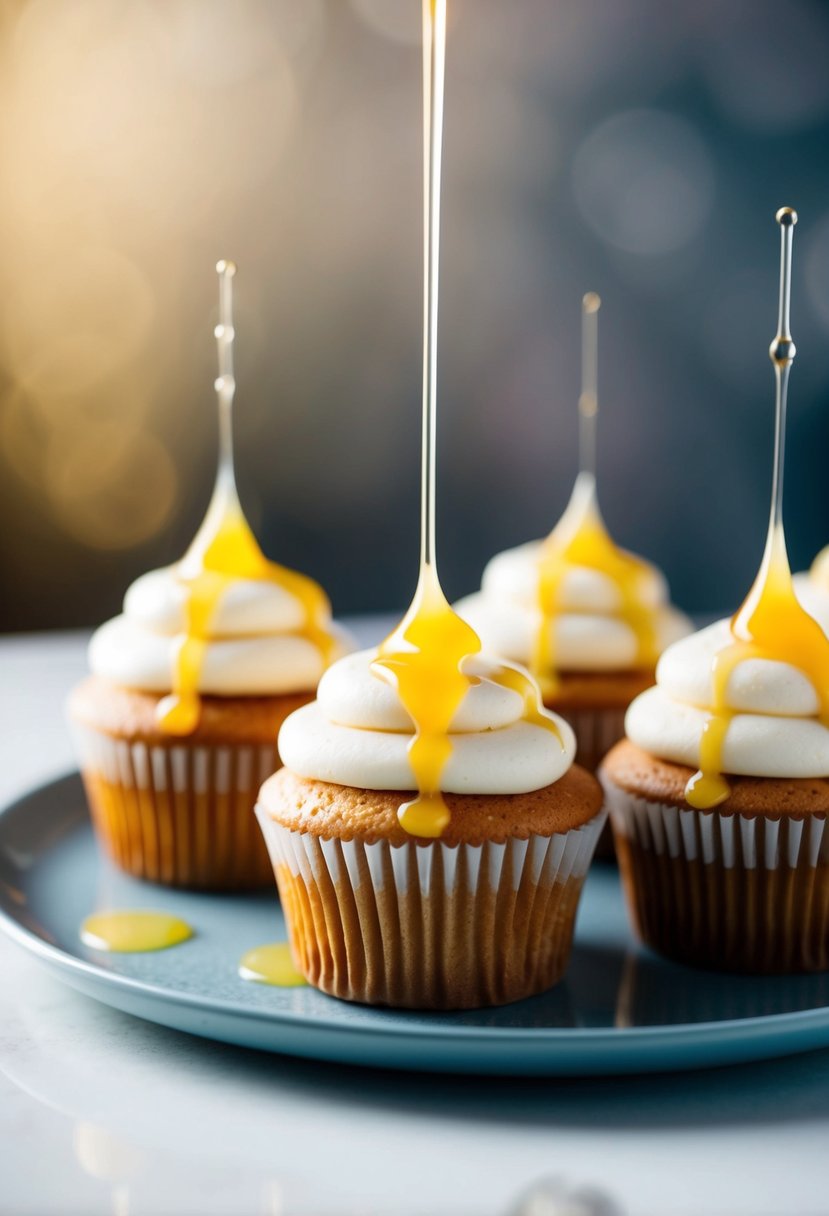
627, 526, 829, 802
794, 547, 829, 619
456, 472, 691, 692
278, 565, 576, 837
90, 469, 350, 733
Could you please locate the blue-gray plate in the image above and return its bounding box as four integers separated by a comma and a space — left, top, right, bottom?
3, 772, 829, 1075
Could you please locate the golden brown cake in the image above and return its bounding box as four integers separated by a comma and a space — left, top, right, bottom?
70, 678, 312, 889
603, 741, 829, 974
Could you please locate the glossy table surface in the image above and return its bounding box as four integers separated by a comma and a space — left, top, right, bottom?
2, 627, 829, 1216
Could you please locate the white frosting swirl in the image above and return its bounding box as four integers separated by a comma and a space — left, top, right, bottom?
455, 544, 691, 673
795, 567, 829, 625
278, 649, 576, 794
89, 566, 351, 696
626, 613, 829, 778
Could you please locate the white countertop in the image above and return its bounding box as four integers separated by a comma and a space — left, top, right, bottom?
2, 628, 829, 1216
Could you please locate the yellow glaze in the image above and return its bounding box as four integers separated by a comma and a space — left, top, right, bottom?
374, 564, 481, 837
686, 523, 829, 809
155, 262, 335, 735
534, 473, 658, 695
238, 942, 307, 987
374, 566, 561, 838
80, 910, 193, 953
156, 475, 334, 735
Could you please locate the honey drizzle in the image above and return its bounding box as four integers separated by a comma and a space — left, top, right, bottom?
238, 942, 307, 987
80, 910, 193, 953
686, 208, 829, 809
155, 261, 335, 735
372, 0, 560, 839
533, 294, 657, 696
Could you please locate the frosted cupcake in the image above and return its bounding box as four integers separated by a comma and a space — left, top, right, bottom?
602, 208, 829, 974
256, 569, 605, 1009
256, 1, 601, 1006
794, 547, 829, 622
456, 470, 691, 773
69, 263, 350, 890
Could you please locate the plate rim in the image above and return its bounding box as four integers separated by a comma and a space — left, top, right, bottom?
3, 770, 829, 1056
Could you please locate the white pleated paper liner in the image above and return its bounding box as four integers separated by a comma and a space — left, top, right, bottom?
73, 725, 278, 890
255, 804, 607, 1010
557, 706, 628, 775
603, 775, 829, 974
557, 706, 626, 860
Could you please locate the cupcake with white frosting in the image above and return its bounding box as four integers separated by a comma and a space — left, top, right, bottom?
255, 644, 606, 1009
456, 473, 691, 776
69, 259, 351, 890
601, 592, 829, 974
68, 501, 351, 891
69, 518, 351, 891
794, 547, 829, 622
601, 205, 829, 974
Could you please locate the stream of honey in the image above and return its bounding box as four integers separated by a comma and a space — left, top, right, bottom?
685, 208, 829, 810
371, 0, 560, 839
155, 261, 334, 735
532, 293, 658, 694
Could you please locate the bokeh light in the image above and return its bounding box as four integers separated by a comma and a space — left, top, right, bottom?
1, 1, 829, 630
350, 0, 419, 45
572, 110, 715, 257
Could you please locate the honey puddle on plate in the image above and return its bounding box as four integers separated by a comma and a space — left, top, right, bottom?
80, 911, 194, 953
238, 943, 307, 987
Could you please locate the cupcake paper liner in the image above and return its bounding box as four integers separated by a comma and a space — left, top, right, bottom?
604, 778, 829, 973
556, 706, 626, 860
558, 706, 628, 774
255, 807, 606, 1010
74, 725, 278, 890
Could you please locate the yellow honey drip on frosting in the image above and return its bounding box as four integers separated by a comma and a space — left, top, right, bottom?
370, 0, 561, 839
374, 566, 481, 838
156, 473, 334, 734
534, 473, 659, 695
533, 294, 658, 695
374, 567, 561, 838
685, 207, 829, 809
686, 525, 829, 808
155, 262, 335, 735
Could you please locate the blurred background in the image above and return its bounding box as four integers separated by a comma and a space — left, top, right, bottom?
2, 0, 829, 632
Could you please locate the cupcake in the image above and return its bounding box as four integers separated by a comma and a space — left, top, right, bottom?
602, 596, 829, 973
255, 569, 606, 1010
68, 262, 350, 890
602, 207, 829, 974
794, 547, 829, 620
456, 471, 691, 775
254, 0, 601, 1006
